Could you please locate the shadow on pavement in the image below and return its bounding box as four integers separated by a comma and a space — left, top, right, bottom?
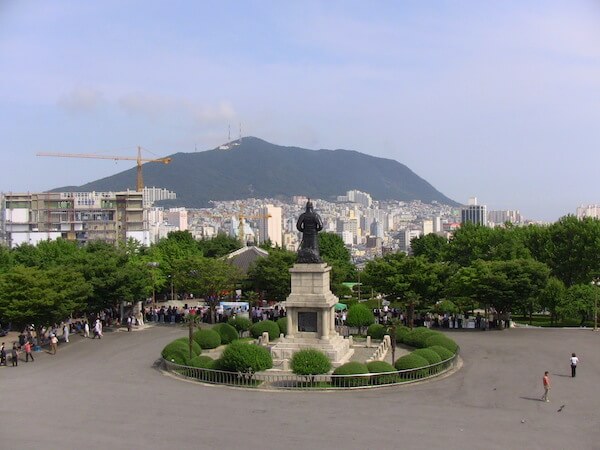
520, 396, 544, 402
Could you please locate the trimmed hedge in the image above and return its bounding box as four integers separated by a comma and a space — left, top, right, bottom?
213, 323, 239, 344
332, 362, 370, 387
188, 355, 215, 369
394, 353, 429, 378
291, 349, 331, 376
413, 348, 442, 365
394, 326, 411, 343
425, 335, 458, 353
193, 329, 222, 349
276, 317, 287, 336
367, 323, 387, 340
403, 328, 439, 348
367, 360, 399, 385
250, 320, 280, 341
175, 337, 202, 356
228, 317, 252, 336
428, 345, 454, 361
162, 340, 191, 365
219, 341, 273, 373
346, 304, 375, 334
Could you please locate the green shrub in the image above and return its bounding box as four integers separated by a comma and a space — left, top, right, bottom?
276, 317, 287, 335
161, 340, 192, 365
394, 326, 410, 343
291, 349, 331, 376
428, 345, 454, 361
219, 341, 273, 373
366, 360, 399, 385
394, 353, 429, 379
346, 304, 375, 334
332, 362, 370, 387
193, 329, 222, 349
250, 320, 281, 340
175, 337, 202, 356
403, 328, 439, 348
213, 323, 239, 344
367, 323, 387, 340
228, 317, 252, 336
413, 348, 442, 365
425, 335, 458, 353
188, 355, 215, 369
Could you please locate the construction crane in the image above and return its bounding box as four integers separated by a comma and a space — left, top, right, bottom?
36, 146, 172, 192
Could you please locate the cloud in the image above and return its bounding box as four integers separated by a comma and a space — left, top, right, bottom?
57, 87, 104, 114
118, 92, 235, 124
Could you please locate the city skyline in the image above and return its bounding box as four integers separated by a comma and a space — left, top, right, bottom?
1, 1, 600, 221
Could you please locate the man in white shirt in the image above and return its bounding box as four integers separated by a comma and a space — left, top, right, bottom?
570, 353, 579, 377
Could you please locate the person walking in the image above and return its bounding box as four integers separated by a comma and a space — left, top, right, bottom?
0, 342, 6, 366
50, 334, 58, 355
83, 321, 90, 338
570, 353, 579, 378
93, 319, 102, 339
11, 343, 19, 366
541, 371, 551, 402
63, 323, 70, 343
127, 315, 133, 332
23, 341, 34, 362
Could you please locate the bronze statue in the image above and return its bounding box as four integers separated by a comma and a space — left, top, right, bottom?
296, 199, 323, 263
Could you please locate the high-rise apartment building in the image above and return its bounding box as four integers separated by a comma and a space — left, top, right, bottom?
1, 191, 149, 247
461, 197, 487, 226
487, 210, 522, 225
576, 205, 600, 219
258, 204, 282, 247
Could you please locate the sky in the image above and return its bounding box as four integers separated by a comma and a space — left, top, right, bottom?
1, 0, 600, 222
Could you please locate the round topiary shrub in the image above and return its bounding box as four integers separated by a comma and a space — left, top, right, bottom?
188, 355, 215, 369
394, 326, 410, 343
161, 340, 192, 365
403, 328, 439, 348
366, 360, 399, 385
175, 337, 202, 356
276, 317, 287, 335
219, 341, 273, 373
291, 349, 331, 376
332, 362, 370, 387
424, 335, 458, 353
346, 304, 375, 335
228, 317, 252, 336
428, 345, 454, 361
367, 323, 387, 340
213, 323, 239, 345
413, 348, 442, 365
394, 353, 429, 379
250, 320, 280, 341
193, 329, 222, 349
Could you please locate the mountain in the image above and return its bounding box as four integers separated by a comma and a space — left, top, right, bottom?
52, 137, 458, 207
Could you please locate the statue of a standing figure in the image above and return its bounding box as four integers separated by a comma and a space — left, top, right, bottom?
296, 199, 324, 263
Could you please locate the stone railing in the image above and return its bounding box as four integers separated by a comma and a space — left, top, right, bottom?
366, 335, 391, 364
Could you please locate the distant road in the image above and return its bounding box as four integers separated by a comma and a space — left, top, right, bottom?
0, 326, 598, 450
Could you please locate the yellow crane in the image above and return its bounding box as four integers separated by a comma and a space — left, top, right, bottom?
36, 146, 172, 192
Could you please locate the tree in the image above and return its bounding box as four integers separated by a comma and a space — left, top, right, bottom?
247, 248, 296, 302
319, 232, 357, 297
539, 277, 566, 325
0, 266, 91, 338
0, 245, 13, 274
411, 233, 448, 262
197, 233, 241, 258
559, 284, 596, 325
178, 256, 241, 323
346, 303, 374, 335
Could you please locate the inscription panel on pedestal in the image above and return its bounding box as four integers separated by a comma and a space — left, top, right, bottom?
298, 311, 318, 332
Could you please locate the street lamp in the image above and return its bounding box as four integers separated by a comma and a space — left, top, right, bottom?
147, 261, 160, 309
591, 279, 599, 332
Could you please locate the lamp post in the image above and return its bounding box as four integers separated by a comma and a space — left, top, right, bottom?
147, 262, 160, 310
591, 279, 599, 332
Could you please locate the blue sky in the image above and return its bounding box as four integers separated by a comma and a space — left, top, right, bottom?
1, 0, 600, 221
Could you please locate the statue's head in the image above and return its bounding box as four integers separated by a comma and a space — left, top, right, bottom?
305, 199, 313, 212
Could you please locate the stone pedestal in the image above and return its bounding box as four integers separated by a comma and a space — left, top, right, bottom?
271, 263, 353, 368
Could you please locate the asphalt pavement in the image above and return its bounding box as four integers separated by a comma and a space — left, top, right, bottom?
0, 325, 598, 450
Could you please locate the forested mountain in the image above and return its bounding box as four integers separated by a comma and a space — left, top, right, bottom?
52, 137, 458, 207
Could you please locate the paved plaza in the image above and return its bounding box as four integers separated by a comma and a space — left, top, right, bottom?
0, 325, 598, 450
